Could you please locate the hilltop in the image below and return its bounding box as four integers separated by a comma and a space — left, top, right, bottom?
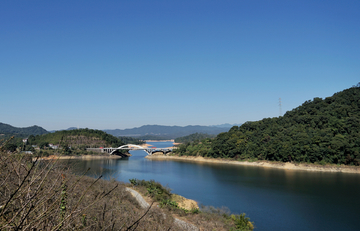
0, 122, 48, 137
1, 128, 144, 156
27, 128, 128, 148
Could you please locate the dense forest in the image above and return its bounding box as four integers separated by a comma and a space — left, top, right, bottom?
26, 128, 129, 148
174, 84, 360, 166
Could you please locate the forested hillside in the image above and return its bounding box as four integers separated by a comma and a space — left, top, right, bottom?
174, 84, 360, 166
1, 128, 145, 154
0, 123, 48, 136
26, 128, 144, 148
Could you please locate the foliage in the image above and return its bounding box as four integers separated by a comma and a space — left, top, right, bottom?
175, 84, 360, 166
200, 206, 254, 231
1, 129, 140, 156
129, 178, 172, 202
230, 214, 254, 231
159, 199, 179, 209
27, 128, 126, 148
173, 137, 213, 157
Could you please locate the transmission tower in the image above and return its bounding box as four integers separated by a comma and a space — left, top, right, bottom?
279, 98, 282, 117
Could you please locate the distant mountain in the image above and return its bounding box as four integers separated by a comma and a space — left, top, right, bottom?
66, 127, 78, 130
103, 125, 230, 139
48, 127, 79, 133
0, 122, 48, 136
210, 123, 242, 128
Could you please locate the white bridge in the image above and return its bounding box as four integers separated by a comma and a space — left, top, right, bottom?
102, 144, 174, 156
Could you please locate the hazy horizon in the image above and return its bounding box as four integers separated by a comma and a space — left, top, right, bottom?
3, 122, 243, 132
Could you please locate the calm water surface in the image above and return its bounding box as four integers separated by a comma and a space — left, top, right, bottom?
62, 142, 360, 231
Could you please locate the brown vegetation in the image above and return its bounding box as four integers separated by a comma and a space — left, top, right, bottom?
0, 152, 178, 230
0, 139, 253, 230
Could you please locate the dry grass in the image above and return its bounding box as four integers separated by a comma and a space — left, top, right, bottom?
0, 142, 177, 230
0, 138, 253, 230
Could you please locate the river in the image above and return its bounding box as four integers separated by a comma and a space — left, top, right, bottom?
62, 141, 360, 230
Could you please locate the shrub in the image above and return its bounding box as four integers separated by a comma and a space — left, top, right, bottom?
129, 178, 172, 202
230, 213, 254, 231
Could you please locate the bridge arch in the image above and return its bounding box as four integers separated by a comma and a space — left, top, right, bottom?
107, 144, 173, 156
110, 144, 147, 155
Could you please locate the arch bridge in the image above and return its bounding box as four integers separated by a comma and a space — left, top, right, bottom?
103, 144, 174, 156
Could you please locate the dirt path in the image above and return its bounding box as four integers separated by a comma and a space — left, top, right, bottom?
125, 188, 199, 231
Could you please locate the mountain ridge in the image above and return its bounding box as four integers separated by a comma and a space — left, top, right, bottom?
0, 122, 48, 136
103, 125, 230, 139
0, 123, 232, 139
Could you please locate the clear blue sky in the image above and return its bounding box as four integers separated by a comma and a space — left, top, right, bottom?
1, 0, 359, 130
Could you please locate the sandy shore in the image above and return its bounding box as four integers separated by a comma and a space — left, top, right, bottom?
140, 143, 153, 147
146, 155, 360, 174
144, 140, 174, 142
36, 154, 123, 161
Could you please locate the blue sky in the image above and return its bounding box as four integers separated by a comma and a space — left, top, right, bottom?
1, 0, 359, 130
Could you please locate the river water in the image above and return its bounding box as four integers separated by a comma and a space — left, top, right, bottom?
62, 142, 360, 230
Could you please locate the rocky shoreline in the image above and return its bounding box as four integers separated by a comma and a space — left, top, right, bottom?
146, 155, 360, 174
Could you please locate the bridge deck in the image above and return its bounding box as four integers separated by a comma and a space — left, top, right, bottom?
99, 145, 175, 156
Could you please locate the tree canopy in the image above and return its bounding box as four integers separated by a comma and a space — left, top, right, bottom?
174, 84, 360, 166
2, 128, 143, 151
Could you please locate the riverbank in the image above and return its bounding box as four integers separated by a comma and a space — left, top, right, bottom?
144, 139, 175, 142
37, 154, 124, 161
146, 155, 360, 174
